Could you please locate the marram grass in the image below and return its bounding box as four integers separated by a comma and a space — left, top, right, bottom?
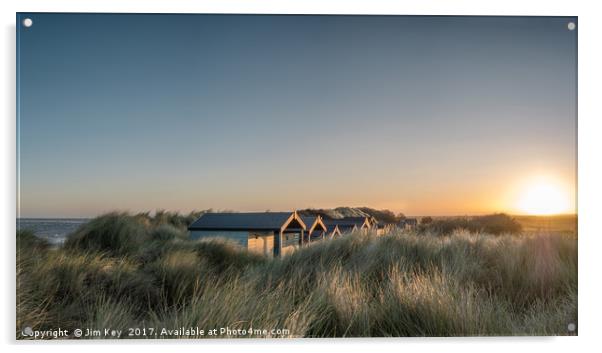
16, 213, 577, 339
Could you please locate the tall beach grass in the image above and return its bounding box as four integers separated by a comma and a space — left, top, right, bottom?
17, 212, 577, 338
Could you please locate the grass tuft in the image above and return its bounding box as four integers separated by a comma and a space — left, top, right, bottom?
17, 213, 577, 338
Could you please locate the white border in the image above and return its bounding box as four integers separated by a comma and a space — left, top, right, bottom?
2, 1, 601, 353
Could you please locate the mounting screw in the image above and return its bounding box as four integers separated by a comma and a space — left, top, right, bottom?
567, 22, 576, 31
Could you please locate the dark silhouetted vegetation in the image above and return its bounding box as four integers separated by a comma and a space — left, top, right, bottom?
419, 213, 522, 235
421, 216, 433, 225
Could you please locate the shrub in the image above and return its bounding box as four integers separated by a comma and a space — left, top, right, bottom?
472, 213, 522, 235
17, 231, 52, 336
193, 238, 266, 274
63, 212, 193, 261
17, 229, 50, 253
64, 212, 150, 256
420, 213, 522, 236
149, 248, 208, 304
421, 216, 433, 225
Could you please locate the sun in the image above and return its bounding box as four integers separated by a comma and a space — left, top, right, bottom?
516, 178, 571, 215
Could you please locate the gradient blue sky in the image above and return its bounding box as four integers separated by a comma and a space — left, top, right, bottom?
17, 14, 577, 217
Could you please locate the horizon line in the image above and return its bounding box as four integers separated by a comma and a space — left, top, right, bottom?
16, 211, 578, 220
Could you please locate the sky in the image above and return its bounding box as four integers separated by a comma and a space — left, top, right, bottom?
17, 14, 577, 218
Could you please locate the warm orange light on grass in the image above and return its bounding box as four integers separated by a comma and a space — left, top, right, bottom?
516, 177, 571, 215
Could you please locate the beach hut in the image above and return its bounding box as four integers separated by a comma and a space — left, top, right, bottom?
188, 211, 306, 257
336, 223, 358, 234
376, 223, 395, 235
300, 215, 328, 242
323, 216, 371, 235
327, 224, 342, 238
344, 216, 372, 232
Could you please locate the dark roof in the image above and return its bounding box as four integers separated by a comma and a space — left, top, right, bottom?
328, 225, 341, 235
323, 217, 368, 227
302, 215, 328, 232
377, 221, 396, 228
337, 224, 357, 231
300, 216, 317, 228
188, 212, 305, 231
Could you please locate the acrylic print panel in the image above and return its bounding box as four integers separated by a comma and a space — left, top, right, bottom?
16, 13, 577, 339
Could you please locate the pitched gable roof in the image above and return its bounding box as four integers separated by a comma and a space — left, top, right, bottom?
337, 223, 358, 232
188, 212, 306, 231
300, 215, 327, 233
328, 224, 342, 237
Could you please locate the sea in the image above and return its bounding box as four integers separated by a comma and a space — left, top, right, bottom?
17, 218, 89, 245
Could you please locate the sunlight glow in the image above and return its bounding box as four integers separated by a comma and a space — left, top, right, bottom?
516, 178, 571, 215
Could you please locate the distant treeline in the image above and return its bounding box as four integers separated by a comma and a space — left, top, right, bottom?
418, 213, 523, 235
